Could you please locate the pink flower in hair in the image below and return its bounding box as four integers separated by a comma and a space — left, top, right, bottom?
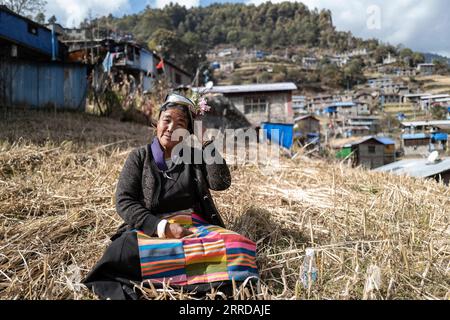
199, 98, 211, 115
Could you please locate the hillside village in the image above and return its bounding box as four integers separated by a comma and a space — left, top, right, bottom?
2, 4, 450, 183
0, 3, 450, 301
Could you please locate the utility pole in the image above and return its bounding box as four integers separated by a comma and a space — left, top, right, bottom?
90, 16, 94, 65
96, 17, 100, 57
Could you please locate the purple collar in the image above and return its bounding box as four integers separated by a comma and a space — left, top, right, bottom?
150, 137, 168, 171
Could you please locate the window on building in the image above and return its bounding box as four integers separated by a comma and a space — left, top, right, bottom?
175, 73, 182, 84
244, 97, 267, 114
368, 145, 376, 154
27, 23, 38, 36
126, 46, 134, 61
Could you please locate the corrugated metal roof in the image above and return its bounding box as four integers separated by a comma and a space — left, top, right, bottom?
402, 120, 450, 127
403, 93, 431, 98
375, 158, 450, 178
195, 82, 297, 94
347, 126, 371, 131
421, 94, 450, 100
4, 60, 87, 110
329, 102, 356, 107
352, 136, 395, 146
348, 121, 376, 126
434, 98, 450, 102
294, 115, 319, 122
402, 133, 429, 140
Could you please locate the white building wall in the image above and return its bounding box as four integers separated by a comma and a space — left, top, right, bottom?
140, 50, 154, 73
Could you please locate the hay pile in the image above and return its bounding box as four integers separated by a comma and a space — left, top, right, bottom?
1, 109, 449, 300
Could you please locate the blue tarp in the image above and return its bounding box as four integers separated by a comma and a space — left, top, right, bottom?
256, 51, 267, 59
262, 123, 294, 149
325, 106, 337, 113
307, 133, 320, 144
432, 132, 448, 141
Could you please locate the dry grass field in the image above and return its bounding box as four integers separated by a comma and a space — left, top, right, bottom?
0, 109, 449, 300
415, 75, 450, 95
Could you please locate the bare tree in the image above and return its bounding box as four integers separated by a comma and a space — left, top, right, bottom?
34, 11, 45, 24
0, 0, 47, 16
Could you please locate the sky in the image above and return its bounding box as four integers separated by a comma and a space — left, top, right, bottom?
44, 0, 450, 57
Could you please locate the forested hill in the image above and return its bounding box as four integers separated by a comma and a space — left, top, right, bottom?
109, 2, 375, 51
96, 2, 381, 73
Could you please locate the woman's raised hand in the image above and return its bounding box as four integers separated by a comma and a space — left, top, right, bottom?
165, 223, 193, 239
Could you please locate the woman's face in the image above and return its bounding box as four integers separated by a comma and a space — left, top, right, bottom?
157, 107, 189, 151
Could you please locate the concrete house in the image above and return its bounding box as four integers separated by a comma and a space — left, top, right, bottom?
292, 95, 308, 116
420, 94, 450, 110
310, 94, 335, 113
302, 57, 318, 70
401, 132, 448, 156
401, 133, 432, 156
402, 93, 431, 105
368, 77, 393, 88
380, 92, 402, 105
199, 82, 297, 129
294, 115, 321, 145
325, 101, 370, 117
417, 63, 435, 76
401, 120, 450, 156
350, 136, 396, 169
383, 53, 397, 65
64, 38, 192, 92
347, 116, 380, 134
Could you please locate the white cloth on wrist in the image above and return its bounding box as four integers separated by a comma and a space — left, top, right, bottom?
157, 219, 168, 238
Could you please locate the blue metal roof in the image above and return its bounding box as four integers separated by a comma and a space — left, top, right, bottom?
402, 133, 429, 140
374, 137, 395, 145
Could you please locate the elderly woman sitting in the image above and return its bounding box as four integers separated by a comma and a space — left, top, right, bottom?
83, 93, 258, 300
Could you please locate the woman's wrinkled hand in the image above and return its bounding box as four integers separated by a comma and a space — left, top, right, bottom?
165, 223, 193, 239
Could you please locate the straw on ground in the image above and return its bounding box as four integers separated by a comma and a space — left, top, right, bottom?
0, 109, 449, 300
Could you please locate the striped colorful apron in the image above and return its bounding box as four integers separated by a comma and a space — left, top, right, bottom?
136, 209, 258, 286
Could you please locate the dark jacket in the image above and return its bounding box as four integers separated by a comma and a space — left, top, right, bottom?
112, 139, 231, 239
